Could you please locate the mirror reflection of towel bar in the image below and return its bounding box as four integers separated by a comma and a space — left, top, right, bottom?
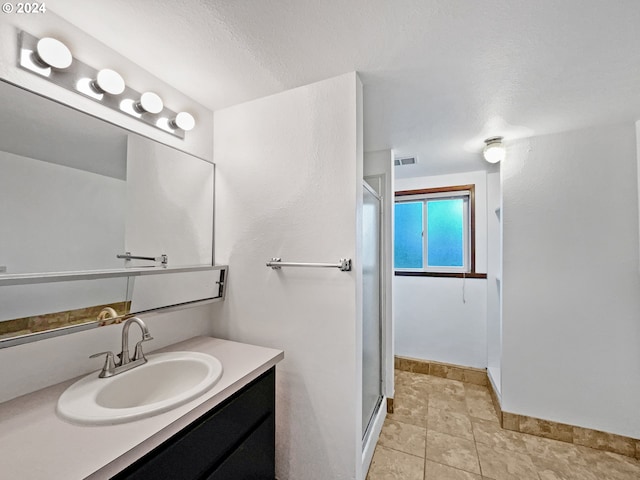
266, 258, 351, 272
117, 252, 168, 266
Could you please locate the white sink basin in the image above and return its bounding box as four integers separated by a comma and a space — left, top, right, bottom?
57, 351, 223, 425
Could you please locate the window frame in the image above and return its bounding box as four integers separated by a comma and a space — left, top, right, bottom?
394, 184, 485, 278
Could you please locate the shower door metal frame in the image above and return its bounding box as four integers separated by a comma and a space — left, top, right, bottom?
362, 180, 385, 442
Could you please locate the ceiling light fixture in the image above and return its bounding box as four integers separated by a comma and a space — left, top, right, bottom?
34, 37, 73, 70
135, 91, 164, 114
483, 136, 505, 163
92, 68, 126, 95
19, 31, 196, 138
170, 112, 196, 131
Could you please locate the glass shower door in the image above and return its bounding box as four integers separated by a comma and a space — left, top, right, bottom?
362, 182, 382, 439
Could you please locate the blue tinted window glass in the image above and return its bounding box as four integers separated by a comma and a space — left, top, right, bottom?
427, 199, 464, 267
394, 202, 423, 268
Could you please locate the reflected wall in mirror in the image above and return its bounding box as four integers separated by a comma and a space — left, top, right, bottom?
125, 135, 214, 267
0, 80, 127, 274
0, 80, 221, 345
0, 80, 213, 275
0, 268, 225, 342
128, 269, 224, 313
0, 277, 129, 340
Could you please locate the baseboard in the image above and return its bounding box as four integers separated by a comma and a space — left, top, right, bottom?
395, 355, 640, 460
394, 355, 487, 386
501, 411, 640, 459
486, 370, 502, 427
486, 366, 501, 403
386, 397, 394, 414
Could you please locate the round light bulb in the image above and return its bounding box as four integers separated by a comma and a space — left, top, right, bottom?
35, 37, 73, 70
136, 92, 164, 114
171, 111, 196, 131
483, 137, 505, 164
92, 69, 125, 95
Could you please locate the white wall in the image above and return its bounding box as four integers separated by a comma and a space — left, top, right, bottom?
125, 135, 217, 312
637, 121, 640, 274
502, 122, 640, 439
129, 271, 221, 313
0, 278, 128, 323
0, 151, 127, 321
0, 11, 216, 401
211, 73, 363, 480
364, 150, 394, 398
0, 151, 125, 274
393, 171, 488, 368
125, 135, 213, 268
486, 171, 502, 395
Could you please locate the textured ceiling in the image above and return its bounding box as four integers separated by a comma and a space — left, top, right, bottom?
48, 0, 640, 177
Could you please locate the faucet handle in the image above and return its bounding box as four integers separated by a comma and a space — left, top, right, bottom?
89, 350, 114, 359
90, 351, 116, 378
132, 335, 154, 361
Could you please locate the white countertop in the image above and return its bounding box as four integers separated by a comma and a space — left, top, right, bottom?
0, 336, 284, 480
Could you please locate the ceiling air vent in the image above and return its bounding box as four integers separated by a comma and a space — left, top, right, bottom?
394, 155, 417, 167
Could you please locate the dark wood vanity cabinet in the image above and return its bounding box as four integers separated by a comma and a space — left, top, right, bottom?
112, 368, 276, 480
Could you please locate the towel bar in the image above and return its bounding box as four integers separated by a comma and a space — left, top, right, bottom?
266, 258, 351, 272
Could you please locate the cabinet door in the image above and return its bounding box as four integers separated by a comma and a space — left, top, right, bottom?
204, 413, 275, 480
112, 368, 275, 480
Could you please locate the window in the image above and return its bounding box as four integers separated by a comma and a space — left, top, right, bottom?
395, 184, 479, 277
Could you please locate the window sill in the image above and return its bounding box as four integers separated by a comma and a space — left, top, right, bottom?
394, 271, 488, 279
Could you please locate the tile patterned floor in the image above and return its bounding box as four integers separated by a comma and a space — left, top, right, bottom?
366, 370, 640, 480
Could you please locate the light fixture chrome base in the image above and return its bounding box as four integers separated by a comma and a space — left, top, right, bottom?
18, 31, 187, 139
484, 136, 503, 145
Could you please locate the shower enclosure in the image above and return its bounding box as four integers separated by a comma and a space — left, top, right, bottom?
362, 181, 383, 440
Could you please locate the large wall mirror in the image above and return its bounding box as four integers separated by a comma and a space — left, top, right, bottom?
0, 80, 225, 346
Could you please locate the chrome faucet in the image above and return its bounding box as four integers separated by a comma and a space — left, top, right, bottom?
90, 316, 154, 378
120, 316, 153, 364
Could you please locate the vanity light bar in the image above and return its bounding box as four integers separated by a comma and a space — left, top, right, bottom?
17, 31, 196, 139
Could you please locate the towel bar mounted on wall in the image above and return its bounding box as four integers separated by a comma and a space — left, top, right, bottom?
117, 252, 168, 266
266, 258, 352, 272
